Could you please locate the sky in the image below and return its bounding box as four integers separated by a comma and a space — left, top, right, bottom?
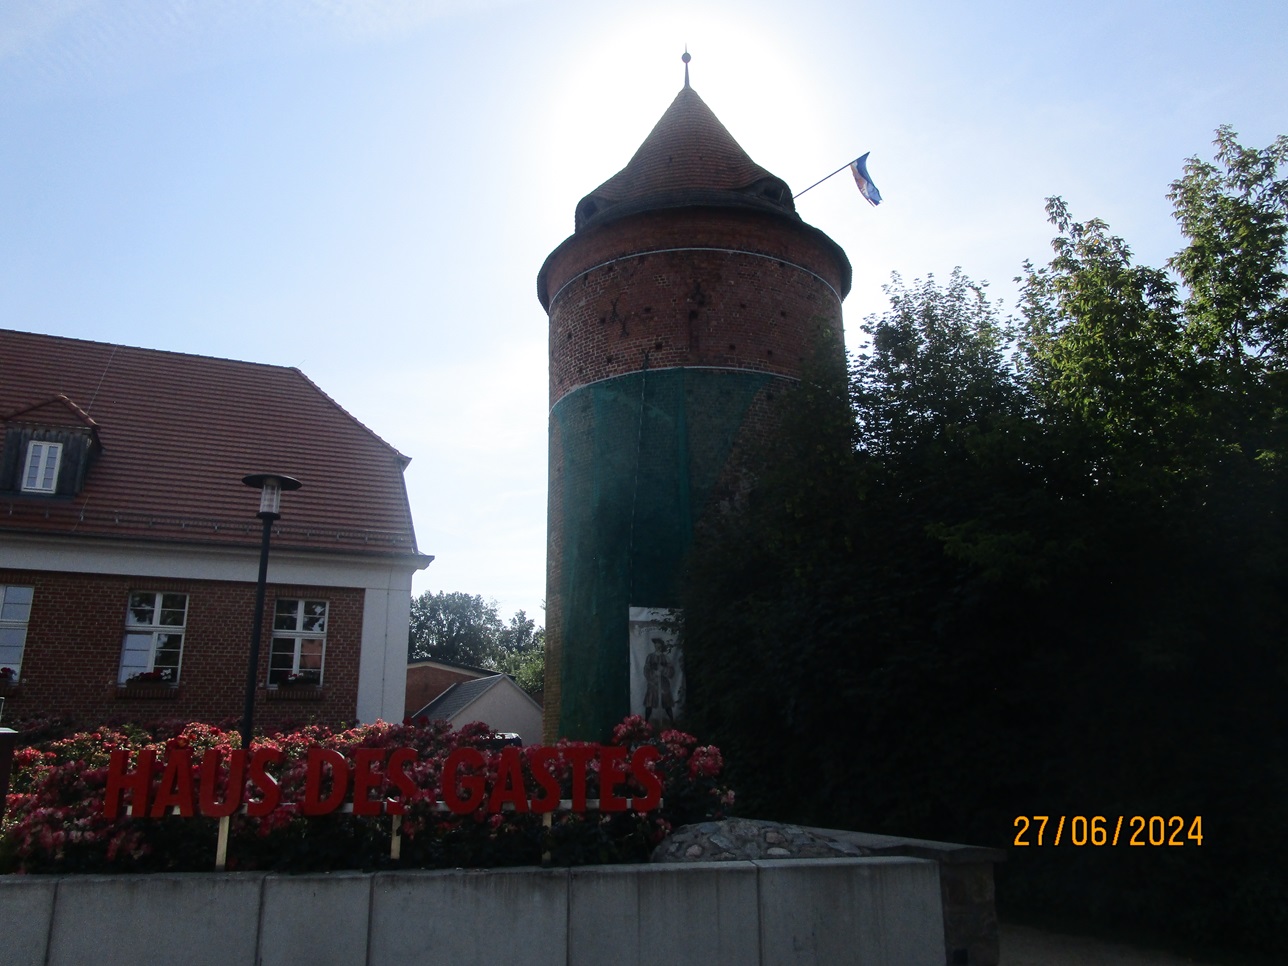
3, 0, 1286, 624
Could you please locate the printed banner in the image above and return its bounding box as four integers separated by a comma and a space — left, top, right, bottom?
628, 606, 684, 726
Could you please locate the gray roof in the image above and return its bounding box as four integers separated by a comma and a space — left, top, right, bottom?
409, 673, 506, 722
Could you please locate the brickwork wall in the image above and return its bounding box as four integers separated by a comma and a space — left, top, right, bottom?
541, 207, 849, 310
541, 204, 848, 740
0, 568, 363, 732
545, 211, 846, 409
404, 664, 488, 718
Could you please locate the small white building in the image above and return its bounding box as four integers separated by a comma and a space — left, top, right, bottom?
409, 673, 543, 746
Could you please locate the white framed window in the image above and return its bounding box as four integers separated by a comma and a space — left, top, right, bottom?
270, 599, 328, 685
118, 592, 188, 684
22, 441, 62, 494
0, 585, 34, 680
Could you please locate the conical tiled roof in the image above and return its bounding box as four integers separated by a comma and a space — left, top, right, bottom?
573, 85, 797, 232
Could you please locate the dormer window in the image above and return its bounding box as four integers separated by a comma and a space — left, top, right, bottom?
22, 441, 62, 494
2, 395, 100, 498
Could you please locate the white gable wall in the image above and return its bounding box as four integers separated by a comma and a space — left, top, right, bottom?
451, 679, 543, 745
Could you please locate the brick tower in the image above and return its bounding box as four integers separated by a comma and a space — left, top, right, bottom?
537, 65, 851, 740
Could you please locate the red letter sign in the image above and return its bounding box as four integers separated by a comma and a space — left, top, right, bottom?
198, 749, 247, 818
245, 747, 284, 817
350, 747, 386, 817
563, 746, 597, 812
598, 745, 629, 812
487, 746, 529, 814
443, 748, 486, 814
630, 746, 663, 812
303, 747, 351, 816
527, 747, 561, 814
150, 748, 196, 817
385, 747, 419, 815
105, 748, 155, 819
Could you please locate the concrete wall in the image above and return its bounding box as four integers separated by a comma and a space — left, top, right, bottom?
0, 857, 945, 966
805, 827, 1006, 966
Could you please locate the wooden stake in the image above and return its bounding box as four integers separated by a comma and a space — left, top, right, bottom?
215, 814, 230, 871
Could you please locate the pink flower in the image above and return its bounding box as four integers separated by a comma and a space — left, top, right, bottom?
688, 746, 723, 780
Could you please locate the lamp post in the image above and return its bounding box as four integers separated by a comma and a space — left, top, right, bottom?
240, 473, 302, 750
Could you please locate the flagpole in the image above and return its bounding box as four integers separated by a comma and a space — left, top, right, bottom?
792, 158, 856, 200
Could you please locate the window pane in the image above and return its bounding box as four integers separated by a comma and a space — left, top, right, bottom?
299, 638, 323, 670
161, 593, 188, 614
154, 634, 182, 664
270, 638, 296, 667
274, 600, 299, 631
127, 594, 156, 626
24, 444, 42, 489
22, 442, 61, 493
118, 651, 149, 682
158, 606, 186, 627
0, 626, 27, 669
1, 598, 32, 622
302, 601, 327, 632
121, 632, 153, 655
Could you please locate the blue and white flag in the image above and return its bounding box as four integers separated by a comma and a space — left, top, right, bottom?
850, 152, 881, 206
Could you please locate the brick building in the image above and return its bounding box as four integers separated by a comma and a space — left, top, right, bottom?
403, 657, 492, 720
0, 330, 431, 730
537, 70, 852, 740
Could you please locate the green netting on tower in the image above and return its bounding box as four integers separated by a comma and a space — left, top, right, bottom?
550, 367, 778, 739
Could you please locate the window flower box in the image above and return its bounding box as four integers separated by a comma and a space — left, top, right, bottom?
266, 684, 324, 701
116, 682, 180, 700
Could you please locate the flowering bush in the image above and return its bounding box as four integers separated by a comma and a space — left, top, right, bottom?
1, 716, 734, 874
125, 669, 173, 684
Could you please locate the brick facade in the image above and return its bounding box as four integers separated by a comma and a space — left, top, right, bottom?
0, 567, 363, 732
404, 662, 489, 717
538, 82, 851, 740
540, 209, 848, 741
544, 208, 847, 401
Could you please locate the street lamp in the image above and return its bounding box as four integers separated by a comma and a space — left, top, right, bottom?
240, 473, 302, 750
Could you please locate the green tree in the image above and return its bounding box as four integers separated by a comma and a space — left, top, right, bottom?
496, 610, 545, 697
681, 129, 1288, 956
408, 592, 546, 696
855, 269, 1017, 460
1169, 126, 1288, 390
408, 591, 504, 666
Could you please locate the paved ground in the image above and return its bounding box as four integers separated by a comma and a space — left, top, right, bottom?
1001, 923, 1226, 965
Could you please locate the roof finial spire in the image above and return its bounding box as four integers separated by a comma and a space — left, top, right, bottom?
682, 47, 691, 88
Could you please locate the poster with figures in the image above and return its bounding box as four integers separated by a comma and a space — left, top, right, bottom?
628, 606, 684, 727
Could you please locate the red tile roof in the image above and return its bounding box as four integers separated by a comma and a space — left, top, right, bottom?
573, 85, 798, 232
1, 329, 423, 558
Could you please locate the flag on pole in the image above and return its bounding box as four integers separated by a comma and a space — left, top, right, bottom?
850, 153, 881, 206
